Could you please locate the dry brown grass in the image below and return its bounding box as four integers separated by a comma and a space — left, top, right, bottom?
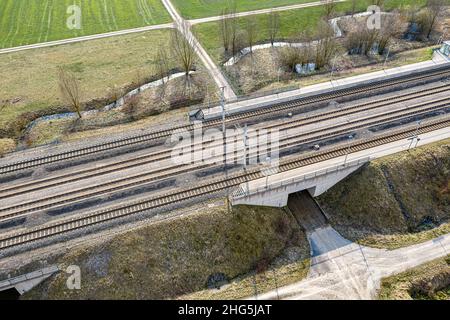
24, 73, 216, 147
0, 138, 16, 157
229, 44, 435, 96
378, 255, 450, 300
182, 247, 310, 300
23, 202, 307, 300
318, 138, 450, 250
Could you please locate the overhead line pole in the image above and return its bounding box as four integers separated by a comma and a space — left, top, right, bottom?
220, 87, 231, 213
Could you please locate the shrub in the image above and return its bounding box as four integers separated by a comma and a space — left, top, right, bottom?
121, 95, 141, 120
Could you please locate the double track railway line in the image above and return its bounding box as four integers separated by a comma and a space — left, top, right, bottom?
1, 65, 450, 176
1, 116, 448, 251
0, 93, 448, 224
1, 83, 449, 201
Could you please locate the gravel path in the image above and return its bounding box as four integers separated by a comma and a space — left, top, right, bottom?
161, 0, 237, 100
252, 226, 449, 300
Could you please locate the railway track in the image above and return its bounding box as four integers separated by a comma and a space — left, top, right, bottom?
1, 83, 449, 200
1, 116, 448, 251
1, 65, 450, 175
0, 96, 448, 223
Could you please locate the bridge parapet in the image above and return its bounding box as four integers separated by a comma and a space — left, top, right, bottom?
0, 265, 59, 295
231, 157, 370, 207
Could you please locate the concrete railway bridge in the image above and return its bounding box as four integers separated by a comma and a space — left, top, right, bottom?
230, 125, 450, 208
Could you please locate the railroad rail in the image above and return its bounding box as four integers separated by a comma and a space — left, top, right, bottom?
1, 116, 448, 250
1, 83, 449, 200
0, 96, 448, 222
1, 65, 450, 175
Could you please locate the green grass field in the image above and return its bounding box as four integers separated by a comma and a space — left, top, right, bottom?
172, 0, 431, 19
0, 0, 171, 49
171, 0, 317, 19
193, 0, 429, 63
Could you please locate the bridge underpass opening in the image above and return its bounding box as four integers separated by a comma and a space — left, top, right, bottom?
0, 288, 20, 300
287, 191, 329, 233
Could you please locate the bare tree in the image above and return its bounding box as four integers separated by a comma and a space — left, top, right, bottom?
401, 3, 420, 23
108, 84, 123, 109
345, 17, 380, 55
278, 45, 313, 73
267, 10, 280, 46
229, 4, 241, 57
108, 84, 122, 102
244, 16, 257, 54
418, 0, 445, 39
155, 47, 170, 83
219, 7, 231, 53
134, 69, 145, 89
315, 21, 339, 68
350, 0, 357, 16
278, 46, 302, 72
377, 12, 404, 54
346, 12, 404, 56
171, 22, 197, 80
219, 0, 243, 57
57, 66, 82, 119
371, 0, 385, 8
278, 32, 313, 73
154, 46, 171, 101
122, 95, 141, 121
322, 0, 337, 20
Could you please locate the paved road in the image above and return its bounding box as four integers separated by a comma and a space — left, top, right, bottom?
252, 226, 449, 300
161, 0, 237, 101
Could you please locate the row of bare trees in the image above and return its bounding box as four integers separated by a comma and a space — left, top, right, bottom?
58, 23, 199, 119
416, 0, 446, 39
345, 0, 446, 56
220, 3, 240, 57
219, 0, 341, 66
220, 7, 280, 58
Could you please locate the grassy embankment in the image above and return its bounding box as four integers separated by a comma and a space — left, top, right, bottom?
317, 138, 450, 250
22, 203, 310, 300
378, 255, 450, 300
0, 0, 171, 49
